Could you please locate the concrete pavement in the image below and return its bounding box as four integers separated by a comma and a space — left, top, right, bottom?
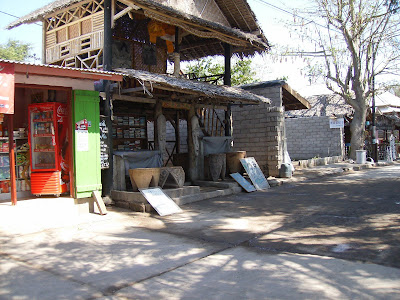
1, 161, 399, 299
1, 207, 400, 299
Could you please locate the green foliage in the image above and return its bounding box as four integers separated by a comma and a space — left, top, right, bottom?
185, 58, 224, 84
231, 59, 257, 86
185, 57, 257, 86
0, 39, 33, 62
276, 75, 289, 81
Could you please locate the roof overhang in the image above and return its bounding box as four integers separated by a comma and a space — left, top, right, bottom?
241, 80, 310, 110
282, 83, 310, 110
0, 60, 123, 82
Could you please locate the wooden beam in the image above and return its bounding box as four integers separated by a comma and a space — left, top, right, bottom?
180, 40, 220, 51
120, 87, 146, 93
113, 93, 156, 103
111, 0, 115, 27
45, 0, 94, 24
282, 83, 311, 109
92, 190, 107, 215
117, 0, 140, 10
113, 6, 133, 22
46, 12, 102, 33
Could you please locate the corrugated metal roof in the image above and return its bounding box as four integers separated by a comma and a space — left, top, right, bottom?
0, 59, 124, 76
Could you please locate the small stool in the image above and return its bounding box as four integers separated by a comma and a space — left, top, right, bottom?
128, 168, 161, 191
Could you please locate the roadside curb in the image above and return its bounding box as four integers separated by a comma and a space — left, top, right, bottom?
267, 160, 398, 187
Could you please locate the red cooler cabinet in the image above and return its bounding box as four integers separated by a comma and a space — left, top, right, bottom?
28, 102, 69, 196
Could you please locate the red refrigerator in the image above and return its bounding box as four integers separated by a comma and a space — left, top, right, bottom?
28, 102, 70, 196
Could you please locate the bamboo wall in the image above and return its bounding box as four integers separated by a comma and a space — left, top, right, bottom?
44, 0, 105, 68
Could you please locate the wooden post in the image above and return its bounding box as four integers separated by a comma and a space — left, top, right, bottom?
8, 115, 17, 205
42, 20, 47, 64
187, 106, 198, 182
224, 43, 232, 137
224, 43, 232, 86
154, 101, 162, 150
102, 0, 113, 197
175, 111, 180, 153
173, 27, 181, 77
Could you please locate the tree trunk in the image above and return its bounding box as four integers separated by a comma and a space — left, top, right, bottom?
349, 104, 367, 160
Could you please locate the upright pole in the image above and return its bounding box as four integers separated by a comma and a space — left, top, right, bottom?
224, 43, 232, 137
371, 43, 378, 163
8, 115, 17, 205
102, 0, 113, 197
42, 20, 47, 64
224, 43, 231, 86
173, 27, 181, 77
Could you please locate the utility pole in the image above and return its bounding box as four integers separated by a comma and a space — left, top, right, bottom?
371, 43, 378, 163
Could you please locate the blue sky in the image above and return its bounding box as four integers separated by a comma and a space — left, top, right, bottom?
0, 0, 52, 60
0, 0, 319, 92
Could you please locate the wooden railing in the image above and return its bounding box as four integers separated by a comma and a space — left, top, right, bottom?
46, 31, 104, 65
197, 107, 226, 137
182, 73, 225, 85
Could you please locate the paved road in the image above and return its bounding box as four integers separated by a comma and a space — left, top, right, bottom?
1, 164, 400, 299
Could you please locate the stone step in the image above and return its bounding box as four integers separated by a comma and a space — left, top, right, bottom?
174, 186, 242, 206
112, 182, 243, 213
193, 179, 240, 189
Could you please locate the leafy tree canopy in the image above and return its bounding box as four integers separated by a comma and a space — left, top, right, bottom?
284, 0, 400, 159
184, 58, 258, 86
0, 39, 34, 62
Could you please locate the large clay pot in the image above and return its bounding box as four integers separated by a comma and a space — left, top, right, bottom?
226, 151, 246, 174
129, 168, 161, 191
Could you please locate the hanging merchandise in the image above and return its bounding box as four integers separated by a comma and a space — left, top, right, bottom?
147, 20, 176, 53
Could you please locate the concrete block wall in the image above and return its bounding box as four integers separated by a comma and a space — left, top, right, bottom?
232, 103, 285, 177
244, 86, 282, 107
285, 116, 344, 160
232, 85, 284, 177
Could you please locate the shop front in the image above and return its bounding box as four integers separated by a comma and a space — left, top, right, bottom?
0, 60, 122, 205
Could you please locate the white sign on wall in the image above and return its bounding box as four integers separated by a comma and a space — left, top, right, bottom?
329, 118, 344, 128
76, 130, 89, 152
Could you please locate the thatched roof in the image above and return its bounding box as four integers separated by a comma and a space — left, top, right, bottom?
285, 94, 354, 118
115, 68, 271, 104
7, 0, 269, 60
6, 0, 83, 28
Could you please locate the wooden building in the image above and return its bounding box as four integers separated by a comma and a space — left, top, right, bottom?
8, 0, 271, 195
